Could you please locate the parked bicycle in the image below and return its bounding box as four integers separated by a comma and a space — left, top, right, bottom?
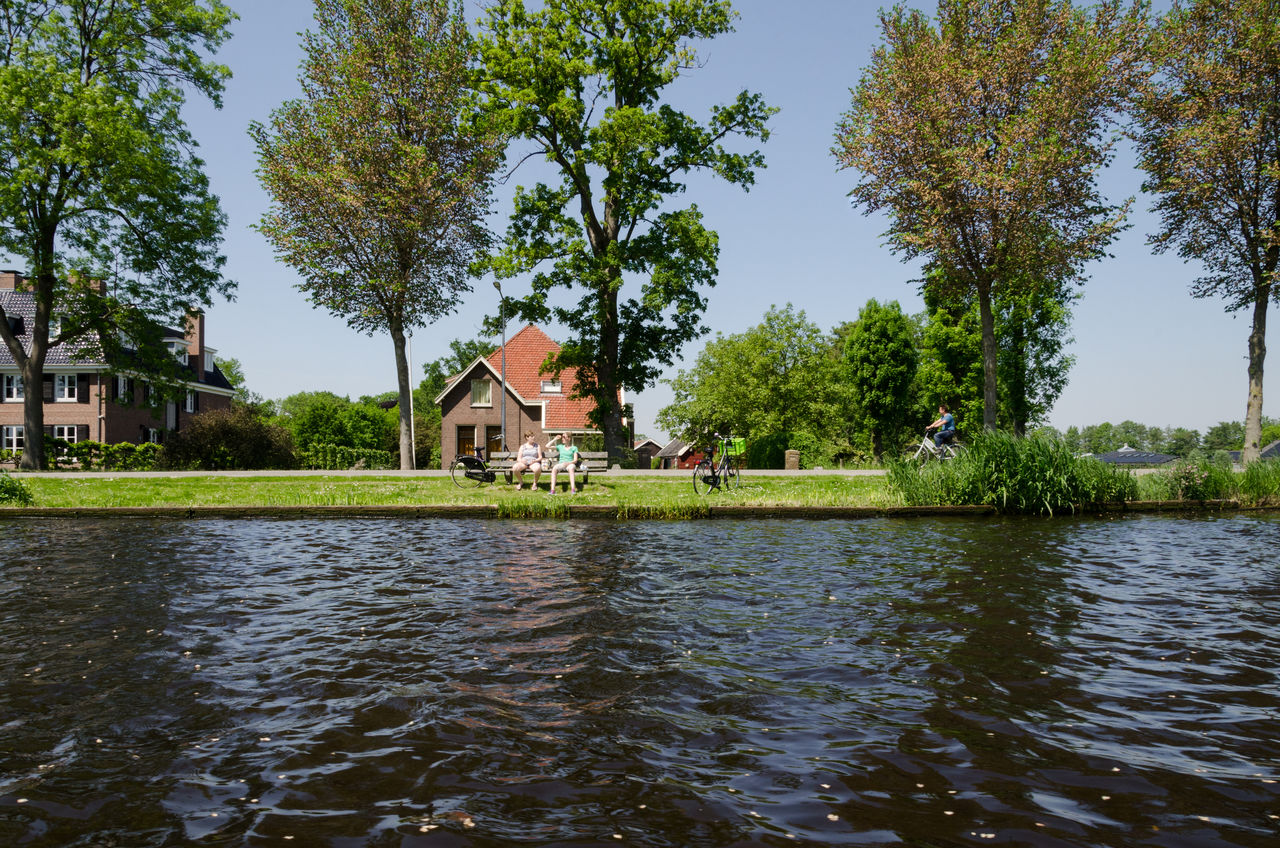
450, 450, 497, 487
693, 433, 744, 495
908, 430, 962, 464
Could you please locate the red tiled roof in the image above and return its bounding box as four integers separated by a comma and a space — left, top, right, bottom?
486, 324, 600, 432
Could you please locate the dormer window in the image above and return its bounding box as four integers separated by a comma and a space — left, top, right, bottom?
169, 341, 188, 364
541, 380, 562, 394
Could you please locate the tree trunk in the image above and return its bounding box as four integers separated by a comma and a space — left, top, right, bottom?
597, 276, 626, 460
390, 324, 415, 471
19, 264, 55, 471
977, 280, 999, 432
870, 429, 884, 463
1241, 280, 1269, 465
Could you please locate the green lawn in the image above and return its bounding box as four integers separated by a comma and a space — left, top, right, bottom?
12, 473, 896, 514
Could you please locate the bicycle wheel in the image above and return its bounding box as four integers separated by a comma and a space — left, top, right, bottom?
450, 455, 486, 488
941, 442, 962, 461
723, 456, 741, 490
692, 459, 719, 495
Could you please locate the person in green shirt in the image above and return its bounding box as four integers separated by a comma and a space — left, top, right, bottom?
548, 432, 582, 494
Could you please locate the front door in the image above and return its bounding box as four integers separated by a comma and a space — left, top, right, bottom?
456, 425, 476, 458
487, 426, 503, 457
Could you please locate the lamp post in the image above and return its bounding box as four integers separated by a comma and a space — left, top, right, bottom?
494, 280, 506, 452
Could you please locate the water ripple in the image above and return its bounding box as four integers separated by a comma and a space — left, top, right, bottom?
1, 514, 1278, 846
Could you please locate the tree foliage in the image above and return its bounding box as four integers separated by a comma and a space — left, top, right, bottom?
657, 304, 851, 457
272, 390, 398, 454
0, 0, 237, 468
1132, 0, 1280, 463
834, 0, 1144, 430
252, 0, 502, 469
476, 0, 774, 457
158, 405, 296, 470
844, 299, 917, 460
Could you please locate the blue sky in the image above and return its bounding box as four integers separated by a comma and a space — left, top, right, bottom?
25, 0, 1280, 440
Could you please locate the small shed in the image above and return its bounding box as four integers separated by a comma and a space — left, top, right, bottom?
633, 438, 663, 468
1094, 445, 1177, 466
656, 438, 702, 470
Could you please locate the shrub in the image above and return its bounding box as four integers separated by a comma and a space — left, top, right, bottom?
159, 406, 296, 470
886, 430, 1137, 514
0, 470, 33, 505
746, 432, 789, 469
1148, 458, 1237, 501
299, 443, 395, 470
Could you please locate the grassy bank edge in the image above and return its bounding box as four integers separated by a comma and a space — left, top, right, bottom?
0, 500, 1267, 520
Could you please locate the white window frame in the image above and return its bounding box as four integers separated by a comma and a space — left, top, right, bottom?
184, 390, 195, 413
2, 374, 22, 401
541, 380, 562, 394
470, 379, 492, 407
2, 425, 23, 451
52, 425, 78, 444
117, 375, 128, 397
54, 374, 77, 402
146, 428, 162, 444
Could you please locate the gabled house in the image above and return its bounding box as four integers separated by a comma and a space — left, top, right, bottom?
0, 270, 234, 451
1229, 440, 1280, 465
434, 324, 625, 466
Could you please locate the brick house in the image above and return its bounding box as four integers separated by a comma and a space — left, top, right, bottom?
0, 270, 234, 451
435, 324, 626, 466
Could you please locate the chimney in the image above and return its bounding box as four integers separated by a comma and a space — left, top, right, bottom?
0, 270, 24, 290
185, 310, 205, 368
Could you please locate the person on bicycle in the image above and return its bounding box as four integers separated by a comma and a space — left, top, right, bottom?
511, 431, 544, 490
927, 404, 957, 449
548, 432, 583, 494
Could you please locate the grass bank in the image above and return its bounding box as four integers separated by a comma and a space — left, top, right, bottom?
4, 473, 896, 516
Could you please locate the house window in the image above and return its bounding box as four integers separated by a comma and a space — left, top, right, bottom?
541, 380, 562, 394
1, 426, 23, 451
205, 351, 215, 372
470, 379, 491, 407
52, 425, 78, 443
3, 374, 22, 401
185, 390, 195, 413
170, 341, 188, 364
145, 428, 163, 444
54, 374, 77, 401
117, 375, 128, 398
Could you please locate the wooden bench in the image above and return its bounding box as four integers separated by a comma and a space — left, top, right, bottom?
487, 451, 609, 488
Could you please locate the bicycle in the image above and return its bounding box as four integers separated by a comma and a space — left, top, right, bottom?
693, 433, 744, 495
909, 430, 962, 464
450, 450, 497, 487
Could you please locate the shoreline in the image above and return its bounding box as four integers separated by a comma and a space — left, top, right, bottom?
0, 500, 1259, 520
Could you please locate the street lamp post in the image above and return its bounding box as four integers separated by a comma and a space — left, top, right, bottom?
494, 280, 506, 452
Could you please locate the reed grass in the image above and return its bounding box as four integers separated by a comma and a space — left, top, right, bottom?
887, 430, 1137, 515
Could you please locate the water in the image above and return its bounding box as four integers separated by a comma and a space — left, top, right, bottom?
0, 514, 1277, 847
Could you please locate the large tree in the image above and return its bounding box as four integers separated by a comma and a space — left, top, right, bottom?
834, 0, 1144, 430
844, 299, 918, 461
0, 0, 236, 469
476, 0, 774, 459
252, 0, 502, 470
656, 304, 849, 449
1132, 0, 1280, 464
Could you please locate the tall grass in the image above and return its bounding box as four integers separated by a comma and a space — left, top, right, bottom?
0, 470, 33, 506
1138, 457, 1280, 506
887, 430, 1137, 515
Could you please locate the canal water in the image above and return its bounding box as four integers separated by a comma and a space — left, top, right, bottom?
0, 515, 1277, 847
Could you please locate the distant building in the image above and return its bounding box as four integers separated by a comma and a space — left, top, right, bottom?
0, 270, 234, 451
655, 437, 702, 470
633, 437, 663, 468
1093, 445, 1177, 466
1228, 440, 1280, 464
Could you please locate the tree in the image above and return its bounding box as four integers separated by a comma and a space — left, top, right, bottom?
1203, 420, 1246, 453
656, 304, 849, 450
215, 356, 267, 409
834, 0, 1144, 430
844, 299, 918, 461
1131, 0, 1280, 464
476, 0, 774, 459
0, 0, 237, 469
272, 391, 397, 453
252, 0, 502, 470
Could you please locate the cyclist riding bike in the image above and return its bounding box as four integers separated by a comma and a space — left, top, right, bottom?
926, 404, 957, 449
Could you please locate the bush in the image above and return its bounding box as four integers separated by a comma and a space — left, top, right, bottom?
0, 470, 33, 505
1147, 458, 1237, 501
886, 430, 1137, 515
746, 432, 789, 469
159, 406, 296, 470
299, 443, 396, 470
